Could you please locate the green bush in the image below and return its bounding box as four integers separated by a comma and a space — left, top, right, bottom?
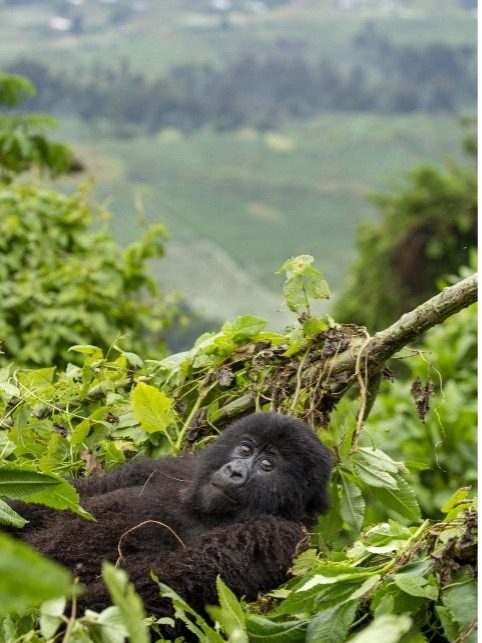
0, 183, 176, 366
364, 299, 477, 517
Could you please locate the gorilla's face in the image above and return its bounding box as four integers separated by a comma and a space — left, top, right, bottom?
198, 436, 280, 514
183, 412, 333, 526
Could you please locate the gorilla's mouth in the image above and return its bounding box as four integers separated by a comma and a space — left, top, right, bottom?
209, 482, 239, 504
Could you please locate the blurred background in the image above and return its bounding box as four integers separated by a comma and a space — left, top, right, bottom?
0, 0, 476, 341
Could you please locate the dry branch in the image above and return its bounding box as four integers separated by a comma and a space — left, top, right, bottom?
212, 273, 478, 429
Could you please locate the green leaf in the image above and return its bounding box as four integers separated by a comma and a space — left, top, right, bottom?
101, 562, 149, 643
306, 600, 358, 643
290, 549, 319, 576
82, 606, 130, 643
435, 606, 461, 641
0, 466, 64, 498
352, 451, 398, 489
0, 498, 27, 528
207, 576, 247, 643
39, 597, 67, 639
394, 574, 438, 601
441, 486, 473, 521
155, 577, 225, 642
371, 474, 421, 522
339, 473, 365, 531
246, 615, 307, 642
348, 614, 412, 643
442, 582, 477, 631
0, 532, 73, 614
229, 315, 267, 340
131, 382, 176, 434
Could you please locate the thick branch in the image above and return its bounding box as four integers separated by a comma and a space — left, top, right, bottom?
330, 273, 478, 384
366, 273, 478, 367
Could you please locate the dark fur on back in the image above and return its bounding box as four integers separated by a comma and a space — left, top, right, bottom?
5, 412, 332, 638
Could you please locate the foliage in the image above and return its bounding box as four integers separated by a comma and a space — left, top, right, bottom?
0, 256, 477, 641
365, 294, 477, 517
0, 74, 76, 182
334, 134, 476, 330
0, 182, 177, 367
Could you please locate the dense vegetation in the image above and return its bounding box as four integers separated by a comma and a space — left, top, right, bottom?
7, 27, 476, 136
0, 60, 477, 643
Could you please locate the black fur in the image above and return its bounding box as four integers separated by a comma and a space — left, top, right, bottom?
6, 412, 332, 635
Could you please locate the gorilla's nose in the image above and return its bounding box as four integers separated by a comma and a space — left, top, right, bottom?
221, 461, 248, 485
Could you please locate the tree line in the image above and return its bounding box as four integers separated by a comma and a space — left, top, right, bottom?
5, 27, 476, 137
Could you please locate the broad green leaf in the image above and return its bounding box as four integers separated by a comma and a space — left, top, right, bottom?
229, 315, 267, 340
371, 474, 421, 522
0, 498, 27, 528
17, 367, 56, 398
39, 597, 67, 639
155, 577, 225, 642
352, 452, 398, 489
441, 486, 473, 521
82, 606, 129, 643
306, 600, 358, 643
69, 345, 104, 358
0, 467, 65, 498
246, 615, 307, 642
207, 576, 247, 643
435, 606, 460, 641
339, 474, 365, 531
394, 574, 438, 601
102, 562, 149, 643
349, 614, 412, 643
131, 382, 176, 434
356, 448, 400, 473
0, 532, 73, 614
290, 549, 319, 576
442, 582, 477, 631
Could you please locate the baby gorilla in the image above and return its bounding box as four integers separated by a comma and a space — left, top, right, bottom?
8, 412, 332, 634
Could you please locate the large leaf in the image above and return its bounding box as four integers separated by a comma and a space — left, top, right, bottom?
207, 576, 247, 643
394, 574, 438, 601
0, 532, 73, 614
349, 614, 412, 643
371, 474, 421, 522
0, 498, 27, 528
0, 466, 92, 519
352, 448, 399, 489
131, 382, 176, 434
155, 577, 225, 642
102, 562, 149, 643
442, 582, 477, 632
306, 600, 358, 643
339, 473, 365, 531
246, 615, 307, 642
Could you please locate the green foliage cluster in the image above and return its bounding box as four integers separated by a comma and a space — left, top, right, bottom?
0, 183, 176, 367
0, 257, 477, 641
0, 74, 75, 182
365, 297, 477, 517
7, 29, 475, 137
334, 136, 477, 330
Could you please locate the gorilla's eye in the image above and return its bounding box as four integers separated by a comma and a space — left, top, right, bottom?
239, 444, 253, 457
259, 458, 274, 472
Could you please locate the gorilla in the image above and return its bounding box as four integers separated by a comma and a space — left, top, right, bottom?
7, 412, 332, 634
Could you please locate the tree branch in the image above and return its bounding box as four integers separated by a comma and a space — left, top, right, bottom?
366, 272, 478, 367
330, 273, 477, 384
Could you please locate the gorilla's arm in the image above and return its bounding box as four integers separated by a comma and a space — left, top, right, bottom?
122, 515, 304, 615
73, 454, 195, 497
3, 454, 196, 535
